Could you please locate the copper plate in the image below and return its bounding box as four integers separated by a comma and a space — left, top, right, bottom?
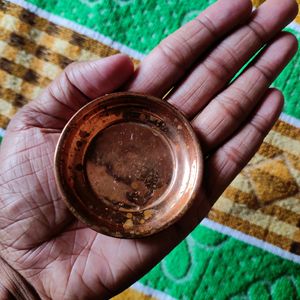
54, 92, 203, 238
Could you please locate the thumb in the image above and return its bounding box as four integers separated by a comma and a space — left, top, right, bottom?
10, 54, 134, 130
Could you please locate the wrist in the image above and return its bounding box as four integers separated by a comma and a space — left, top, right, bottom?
0, 256, 40, 300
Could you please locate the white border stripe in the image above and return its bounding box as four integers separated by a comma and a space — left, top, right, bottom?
288, 21, 300, 33
201, 218, 300, 264
7, 0, 146, 61
280, 112, 300, 128
131, 282, 176, 300
0, 128, 5, 138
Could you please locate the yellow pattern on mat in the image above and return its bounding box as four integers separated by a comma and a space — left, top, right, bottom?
0, 1, 138, 128
252, 0, 300, 24
209, 121, 300, 253
112, 288, 157, 300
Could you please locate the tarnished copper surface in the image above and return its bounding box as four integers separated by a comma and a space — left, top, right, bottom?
54, 92, 203, 238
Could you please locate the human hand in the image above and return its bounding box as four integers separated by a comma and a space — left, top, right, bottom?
0, 0, 298, 298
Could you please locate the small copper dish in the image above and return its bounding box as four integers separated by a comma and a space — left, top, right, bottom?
54, 92, 203, 238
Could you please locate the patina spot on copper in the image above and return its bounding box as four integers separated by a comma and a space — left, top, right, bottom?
54, 92, 203, 238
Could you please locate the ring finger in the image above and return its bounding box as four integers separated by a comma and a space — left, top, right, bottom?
192, 32, 298, 152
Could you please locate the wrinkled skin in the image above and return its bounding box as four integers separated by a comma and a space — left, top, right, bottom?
0, 0, 298, 298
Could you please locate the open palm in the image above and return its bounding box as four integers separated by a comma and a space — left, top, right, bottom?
0, 0, 298, 298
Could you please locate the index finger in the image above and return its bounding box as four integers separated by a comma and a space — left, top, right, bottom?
127, 0, 252, 97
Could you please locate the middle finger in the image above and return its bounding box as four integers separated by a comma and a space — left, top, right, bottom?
126, 0, 252, 97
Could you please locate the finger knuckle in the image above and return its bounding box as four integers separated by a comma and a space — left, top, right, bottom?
157, 36, 190, 73
222, 144, 246, 171
250, 114, 267, 137
253, 64, 274, 83
195, 14, 218, 38
202, 55, 231, 81
201, 44, 239, 81
216, 91, 248, 121
247, 19, 267, 44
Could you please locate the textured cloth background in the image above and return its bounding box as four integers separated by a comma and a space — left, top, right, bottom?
0, 0, 300, 299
